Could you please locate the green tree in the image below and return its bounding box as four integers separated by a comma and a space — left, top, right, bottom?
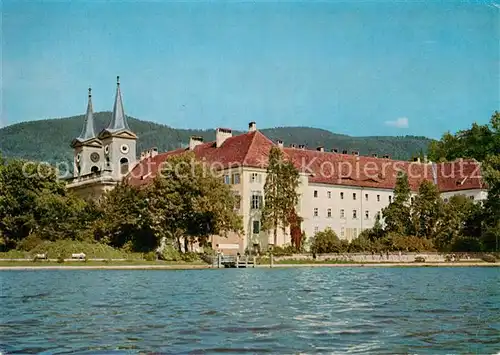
310, 228, 343, 254
434, 195, 482, 251
382, 172, 412, 235
148, 152, 243, 252
0, 158, 67, 250
428, 111, 500, 162
261, 146, 300, 246
482, 154, 500, 251
411, 180, 443, 239
32, 190, 90, 242
97, 182, 156, 251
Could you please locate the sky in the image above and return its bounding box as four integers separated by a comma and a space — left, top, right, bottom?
1, 0, 499, 138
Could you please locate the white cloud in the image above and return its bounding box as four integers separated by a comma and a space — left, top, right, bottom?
385, 117, 409, 129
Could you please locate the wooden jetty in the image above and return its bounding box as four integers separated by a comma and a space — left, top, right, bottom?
213, 255, 256, 268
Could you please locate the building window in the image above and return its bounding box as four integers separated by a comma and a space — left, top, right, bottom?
314, 226, 319, 234
340, 209, 345, 219
251, 191, 263, 210
120, 157, 129, 175
327, 191, 331, 199
377, 194, 380, 202
469, 196, 475, 200
314, 208, 318, 217
341, 227, 345, 238
365, 210, 369, 219
444, 198, 448, 203
250, 173, 261, 183
233, 192, 241, 210
340, 192, 344, 200
327, 208, 332, 218
224, 175, 230, 184
365, 193, 369, 201
232, 173, 240, 184
314, 190, 318, 198
353, 193, 357, 200
389, 196, 392, 203
353, 210, 357, 219
252, 220, 260, 234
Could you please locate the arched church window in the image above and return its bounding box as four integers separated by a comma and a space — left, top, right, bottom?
91, 166, 100, 174
120, 157, 129, 175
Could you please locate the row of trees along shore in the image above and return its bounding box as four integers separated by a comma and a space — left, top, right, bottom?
0, 152, 243, 259
0, 112, 498, 257
269, 112, 500, 255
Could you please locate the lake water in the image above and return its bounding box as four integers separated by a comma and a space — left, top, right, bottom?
1, 267, 499, 354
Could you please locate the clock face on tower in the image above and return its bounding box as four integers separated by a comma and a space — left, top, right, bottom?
120, 144, 129, 154
90, 152, 100, 163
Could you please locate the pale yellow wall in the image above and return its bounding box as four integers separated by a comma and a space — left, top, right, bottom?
440, 189, 488, 202
303, 184, 395, 242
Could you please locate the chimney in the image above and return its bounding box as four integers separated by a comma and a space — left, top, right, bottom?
141, 151, 146, 160
331, 148, 338, 153
352, 151, 359, 156
189, 136, 204, 150
277, 139, 284, 148
316, 146, 324, 152
382, 154, 390, 159
151, 147, 158, 158
342, 150, 348, 154
290, 143, 297, 148
216, 128, 232, 148
248, 121, 256, 132
372, 153, 378, 158
298, 144, 306, 150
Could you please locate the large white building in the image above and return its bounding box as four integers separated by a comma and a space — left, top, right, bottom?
128, 122, 487, 254
68, 80, 487, 254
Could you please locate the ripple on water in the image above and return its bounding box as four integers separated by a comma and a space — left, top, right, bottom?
1, 268, 499, 354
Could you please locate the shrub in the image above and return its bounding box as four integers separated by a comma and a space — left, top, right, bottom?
30, 240, 127, 259
143, 251, 157, 261
17, 235, 44, 251
271, 245, 295, 256
181, 252, 199, 262
159, 245, 182, 261
451, 237, 482, 252
481, 254, 497, 263
311, 228, 342, 254
415, 256, 426, 262
57, 254, 65, 263
348, 235, 373, 252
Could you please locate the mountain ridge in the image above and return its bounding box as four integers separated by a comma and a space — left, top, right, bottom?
0, 111, 433, 163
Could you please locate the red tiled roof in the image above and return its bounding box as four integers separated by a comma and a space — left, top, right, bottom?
126, 130, 485, 192
435, 159, 484, 192
283, 148, 435, 190
127, 131, 275, 186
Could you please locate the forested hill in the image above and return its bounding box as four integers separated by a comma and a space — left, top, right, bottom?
0, 111, 433, 163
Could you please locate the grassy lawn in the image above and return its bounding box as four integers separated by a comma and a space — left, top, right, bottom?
0, 260, 208, 267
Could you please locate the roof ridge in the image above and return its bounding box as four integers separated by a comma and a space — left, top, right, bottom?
242, 131, 265, 165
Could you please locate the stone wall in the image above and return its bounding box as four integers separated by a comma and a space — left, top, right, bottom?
274, 252, 483, 263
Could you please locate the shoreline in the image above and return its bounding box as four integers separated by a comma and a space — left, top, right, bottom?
0, 261, 498, 270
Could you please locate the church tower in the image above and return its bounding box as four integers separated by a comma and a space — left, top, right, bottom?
71, 88, 103, 177
97, 76, 137, 181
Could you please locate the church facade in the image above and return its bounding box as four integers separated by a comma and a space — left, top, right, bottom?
68, 80, 487, 254
67, 77, 137, 199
